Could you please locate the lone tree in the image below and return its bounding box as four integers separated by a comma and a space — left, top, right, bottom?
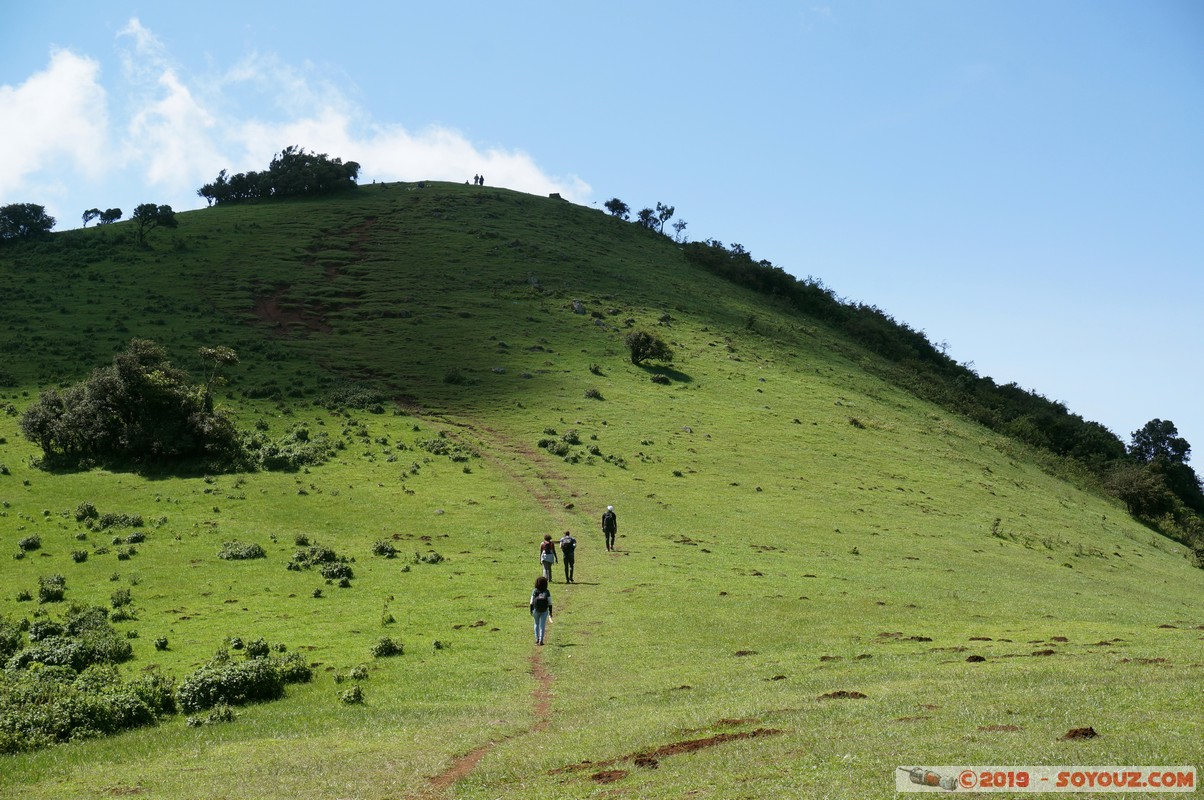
0, 203, 56, 240
604, 198, 630, 220
625, 331, 674, 366
84, 207, 121, 226
132, 203, 178, 245
655, 202, 675, 234
20, 339, 242, 469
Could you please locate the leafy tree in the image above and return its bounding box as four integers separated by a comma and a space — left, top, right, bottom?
625, 331, 674, 366
198, 146, 360, 205
99, 208, 122, 225
1130, 419, 1191, 465
0, 203, 56, 240
655, 202, 675, 234
604, 198, 630, 220
635, 207, 657, 230
132, 204, 178, 245
672, 218, 688, 242
1105, 462, 1177, 518
82, 208, 101, 227
19, 339, 243, 469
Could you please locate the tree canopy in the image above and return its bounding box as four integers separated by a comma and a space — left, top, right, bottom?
132, 204, 178, 245
198, 146, 361, 205
19, 339, 242, 469
0, 203, 56, 240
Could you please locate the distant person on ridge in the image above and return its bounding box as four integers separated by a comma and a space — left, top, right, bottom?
602, 505, 617, 551
539, 534, 557, 582
559, 530, 577, 583
529, 575, 552, 645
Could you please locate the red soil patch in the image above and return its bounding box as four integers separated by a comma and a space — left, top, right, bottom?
818, 690, 867, 700
591, 770, 628, 784
552, 729, 784, 776
966, 655, 986, 662
1062, 726, 1098, 740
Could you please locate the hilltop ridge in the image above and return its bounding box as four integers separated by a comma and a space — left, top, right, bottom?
1, 181, 1200, 799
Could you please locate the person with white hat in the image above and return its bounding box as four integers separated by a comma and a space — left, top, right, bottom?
601, 505, 618, 551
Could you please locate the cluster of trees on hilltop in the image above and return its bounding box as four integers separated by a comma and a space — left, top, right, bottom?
680, 238, 1203, 554
0, 203, 56, 240
198, 146, 360, 206
604, 197, 688, 242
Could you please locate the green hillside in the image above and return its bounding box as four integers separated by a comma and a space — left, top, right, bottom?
1, 182, 1200, 799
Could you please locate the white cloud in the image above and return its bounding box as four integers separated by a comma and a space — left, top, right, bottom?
126, 68, 221, 191
0, 49, 109, 202
4, 17, 590, 223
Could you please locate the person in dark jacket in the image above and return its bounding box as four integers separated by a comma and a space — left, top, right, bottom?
601, 505, 617, 551
559, 530, 577, 583
530, 575, 552, 645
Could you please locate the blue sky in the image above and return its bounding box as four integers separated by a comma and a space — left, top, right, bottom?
3, 1, 1202, 455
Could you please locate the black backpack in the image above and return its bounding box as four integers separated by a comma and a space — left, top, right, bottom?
532, 589, 550, 613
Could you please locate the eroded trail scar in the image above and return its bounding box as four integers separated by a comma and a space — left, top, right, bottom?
529, 650, 554, 733
406, 650, 556, 799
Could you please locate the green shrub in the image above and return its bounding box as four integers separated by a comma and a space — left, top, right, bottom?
274, 652, 312, 684
371, 540, 397, 558
176, 657, 285, 713
244, 637, 270, 659
218, 541, 266, 560
370, 637, 403, 658
38, 574, 66, 603
71, 550, 88, 563
17, 536, 41, 552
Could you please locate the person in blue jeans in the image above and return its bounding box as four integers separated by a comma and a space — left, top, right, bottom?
530, 575, 553, 645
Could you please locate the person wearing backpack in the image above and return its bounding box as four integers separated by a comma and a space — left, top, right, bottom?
601, 505, 618, 551
529, 575, 553, 645
539, 534, 557, 582
558, 530, 577, 583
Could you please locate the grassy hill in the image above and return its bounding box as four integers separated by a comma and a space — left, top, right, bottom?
1, 182, 1200, 799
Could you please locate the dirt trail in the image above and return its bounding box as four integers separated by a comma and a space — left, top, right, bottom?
403, 413, 570, 799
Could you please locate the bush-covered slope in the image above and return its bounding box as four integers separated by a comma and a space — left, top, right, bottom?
1, 183, 1200, 799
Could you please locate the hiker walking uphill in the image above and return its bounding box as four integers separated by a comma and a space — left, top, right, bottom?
530, 575, 552, 645
602, 505, 618, 551
539, 534, 557, 582
559, 530, 577, 583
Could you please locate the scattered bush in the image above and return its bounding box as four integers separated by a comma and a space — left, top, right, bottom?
154, 636, 169, 651
176, 656, 285, 713
244, 637, 270, 659
218, 541, 266, 560
38, 574, 66, 604
625, 330, 674, 365
17, 536, 40, 552
371, 540, 398, 558
340, 685, 364, 704
370, 637, 403, 658
71, 550, 88, 563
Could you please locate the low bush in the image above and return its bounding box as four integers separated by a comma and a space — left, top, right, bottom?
17, 536, 40, 552
176, 656, 285, 713
38, 574, 66, 604
371, 540, 397, 558
218, 541, 266, 560
370, 637, 403, 658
